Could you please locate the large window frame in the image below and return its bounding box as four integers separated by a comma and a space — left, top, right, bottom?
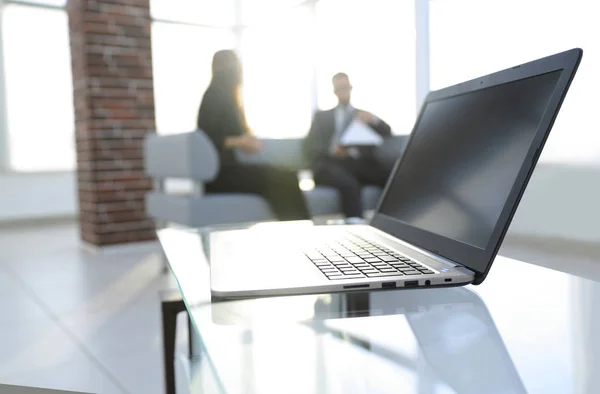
0, 0, 431, 172
0, 0, 70, 173
150, 0, 430, 137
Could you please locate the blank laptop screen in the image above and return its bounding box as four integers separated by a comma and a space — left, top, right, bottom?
379, 70, 562, 249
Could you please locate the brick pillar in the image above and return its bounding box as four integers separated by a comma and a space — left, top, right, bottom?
68, 0, 156, 246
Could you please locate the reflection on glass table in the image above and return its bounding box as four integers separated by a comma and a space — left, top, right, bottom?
199, 287, 526, 394
158, 226, 600, 394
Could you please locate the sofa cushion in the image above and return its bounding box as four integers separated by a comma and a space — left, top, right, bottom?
147, 191, 276, 228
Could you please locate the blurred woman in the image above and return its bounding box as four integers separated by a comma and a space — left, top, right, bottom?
197, 50, 309, 221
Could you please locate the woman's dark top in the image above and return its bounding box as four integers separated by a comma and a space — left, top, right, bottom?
195, 83, 310, 221
197, 84, 246, 165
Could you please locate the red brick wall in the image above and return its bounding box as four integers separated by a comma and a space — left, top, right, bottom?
68, 0, 156, 246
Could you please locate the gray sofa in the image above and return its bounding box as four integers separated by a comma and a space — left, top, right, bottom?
145, 130, 408, 228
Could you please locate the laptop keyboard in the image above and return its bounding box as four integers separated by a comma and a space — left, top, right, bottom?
304, 234, 435, 280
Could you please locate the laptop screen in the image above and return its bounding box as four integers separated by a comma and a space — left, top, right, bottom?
378, 70, 562, 249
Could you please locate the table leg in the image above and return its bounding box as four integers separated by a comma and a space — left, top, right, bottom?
162, 300, 187, 394
188, 313, 195, 359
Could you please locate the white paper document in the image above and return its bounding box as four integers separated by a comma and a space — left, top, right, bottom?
339, 120, 383, 146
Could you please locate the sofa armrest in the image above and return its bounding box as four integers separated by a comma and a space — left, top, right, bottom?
145, 130, 220, 181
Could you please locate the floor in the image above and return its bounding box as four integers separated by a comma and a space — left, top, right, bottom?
0, 220, 598, 394
0, 220, 186, 394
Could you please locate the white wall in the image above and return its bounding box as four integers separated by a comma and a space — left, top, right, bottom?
0, 172, 77, 221
509, 163, 600, 243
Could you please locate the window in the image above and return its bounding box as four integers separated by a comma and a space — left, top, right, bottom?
150, 0, 235, 27
241, 0, 306, 26
151, 0, 419, 139
429, 0, 600, 164
316, 0, 416, 135
1, 3, 74, 172
151, 23, 235, 135
10, 0, 66, 5
241, 6, 314, 138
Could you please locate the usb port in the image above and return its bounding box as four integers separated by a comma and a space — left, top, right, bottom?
382, 282, 396, 289
405, 280, 418, 288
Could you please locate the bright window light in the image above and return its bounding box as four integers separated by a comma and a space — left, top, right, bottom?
241, 0, 306, 26
10, 0, 66, 6
241, 6, 314, 139
430, 0, 600, 165
2, 4, 74, 172
151, 23, 235, 135
316, 0, 416, 135
150, 0, 235, 27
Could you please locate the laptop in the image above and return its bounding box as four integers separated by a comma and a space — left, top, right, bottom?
210, 48, 582, 298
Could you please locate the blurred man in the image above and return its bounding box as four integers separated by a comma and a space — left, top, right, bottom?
304, 72, 392, 220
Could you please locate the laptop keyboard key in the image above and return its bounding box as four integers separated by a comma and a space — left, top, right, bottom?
361, 269, 379, 274
402, 270, 421, 275
327, 257, 345, 262
399, 266, 417, 271
318, 265, 335, 271
333, 262, 352, 267
345, 257, 364, 264
380, 256, 399, 262
371, 262, 389, 267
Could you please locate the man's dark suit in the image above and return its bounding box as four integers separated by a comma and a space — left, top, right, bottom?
304, 108, 392, 218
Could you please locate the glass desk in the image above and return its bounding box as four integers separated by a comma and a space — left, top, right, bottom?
158, 223, 600, 394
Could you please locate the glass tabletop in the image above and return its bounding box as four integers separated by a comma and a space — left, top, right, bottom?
158, 223, 600, 394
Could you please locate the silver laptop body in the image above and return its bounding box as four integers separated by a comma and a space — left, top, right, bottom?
210, 48, 582, 298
